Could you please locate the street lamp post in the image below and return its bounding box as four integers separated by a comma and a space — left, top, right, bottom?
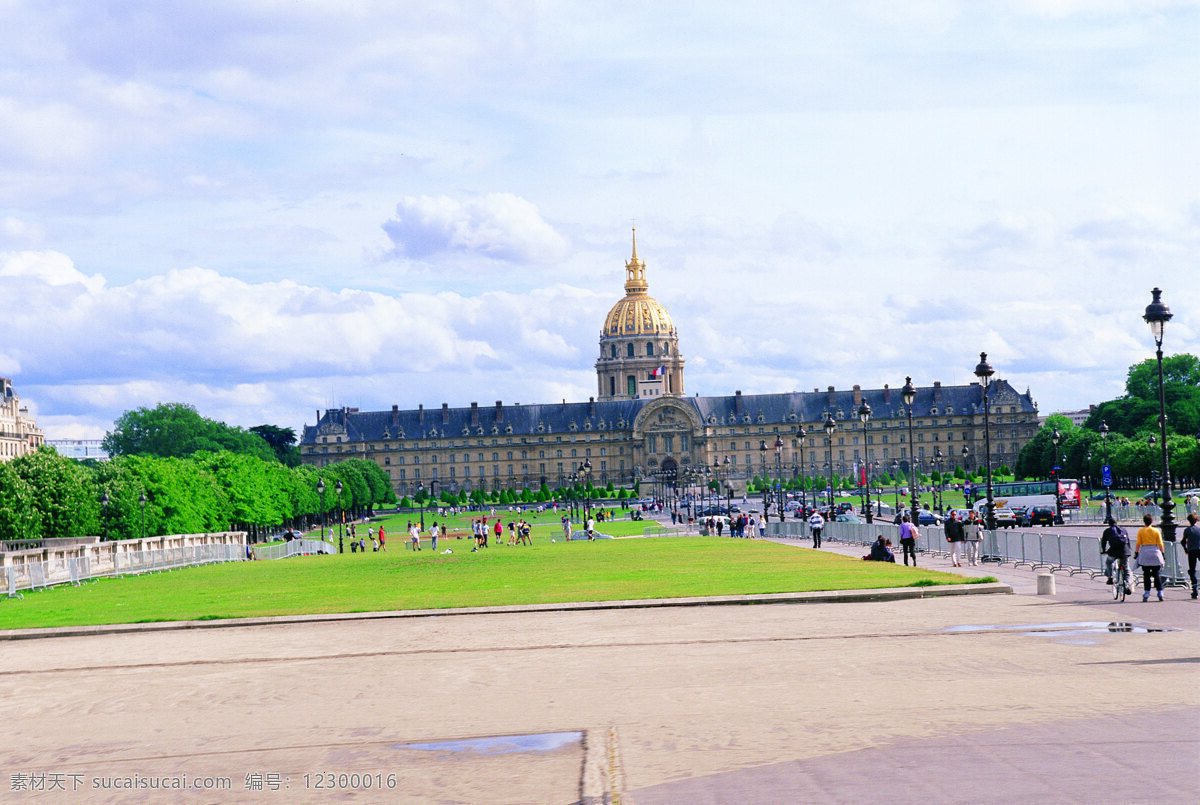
1051, 428, 1063, 524
774, 435, 785, 523
901, 377, 920, 526
796, 426, 807, 514
892, 459, 900, 514
581, 459, 593, 522
974, 353, 997, 531
961, 446, 971, 506
138, 492, 147, 541
1143, 287, 1176, 542
823, 414, 836, 517
1085, 450, 1093, 508
336, 479, 344, 553
857, 401, 873, 524
417, 481, 426, 530
317, 479, 326, 538
100, 490, 110, 541
933, 447, 944, 514
1100, 421, 1113, 522
759, 440, 769, 521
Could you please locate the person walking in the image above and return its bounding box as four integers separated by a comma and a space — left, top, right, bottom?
1181, 512, 1200, 600
963, 514, 981, 566
898, 515, 918, 566
944, 511, 965, 567
562, 514, 572, 541
1134, 513, 1165, 602
808, 510, 825, 549
378, 525, 387, 551
586, 515, 596, 541
430, 521, 439, 552
408, 521, 421, 551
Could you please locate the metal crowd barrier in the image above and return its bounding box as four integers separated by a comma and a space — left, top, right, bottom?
764, 520, 1188, 588
250, 539, 336, 560
4, 543, 247, 598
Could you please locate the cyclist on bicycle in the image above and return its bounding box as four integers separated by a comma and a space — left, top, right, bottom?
1100, 517, 1132, 594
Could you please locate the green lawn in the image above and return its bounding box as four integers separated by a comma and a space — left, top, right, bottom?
0, 537, 975, 630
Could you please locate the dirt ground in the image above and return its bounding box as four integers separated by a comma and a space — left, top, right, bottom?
2, 589, 1198, 804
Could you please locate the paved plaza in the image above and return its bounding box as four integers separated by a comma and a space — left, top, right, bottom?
1, 535, 1197, 804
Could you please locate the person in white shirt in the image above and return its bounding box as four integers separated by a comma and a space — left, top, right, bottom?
808, 512, 825, 548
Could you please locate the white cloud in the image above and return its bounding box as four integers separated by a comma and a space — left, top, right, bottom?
381, 194, 570, 264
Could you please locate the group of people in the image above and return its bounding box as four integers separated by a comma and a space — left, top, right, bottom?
942, 511, 983, 567
707, 513, 758, 538
347, 523, 385, 553
1102, 512, 1200, 601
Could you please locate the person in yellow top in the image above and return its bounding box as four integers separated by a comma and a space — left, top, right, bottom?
1134, 513, 1166, 602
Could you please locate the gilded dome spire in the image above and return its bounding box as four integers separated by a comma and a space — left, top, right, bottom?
624, 227, 648, 295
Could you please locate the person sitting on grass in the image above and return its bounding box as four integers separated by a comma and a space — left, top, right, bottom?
866, 535, 896, 563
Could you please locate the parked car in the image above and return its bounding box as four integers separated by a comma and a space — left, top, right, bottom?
835, 512, 864, 524
991, 507, 1018, 528
1019, 505, 1058, 527
917, 510, 942, 526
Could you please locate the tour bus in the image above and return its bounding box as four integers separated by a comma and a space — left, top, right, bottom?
972, 480, 1060, 518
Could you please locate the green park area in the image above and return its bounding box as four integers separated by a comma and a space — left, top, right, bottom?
0, 531, 977, 630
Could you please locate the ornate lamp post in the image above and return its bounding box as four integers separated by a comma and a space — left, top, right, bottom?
336, 479, 345, 553
100, 490, 110, 541
961, 446, 971, 506
758, 440, 769, 520
823, 413, 836, 516
1143, 287, 1176, 541
723, 456, 732, 513
417, 481, 426, 530
316, 478, 326, 538
138, 492, 147, 541
773, 435, 785, 522
1085, 450, 1093, 509
974, 353, 997, 531
933, 447, 944, 514
581, 459, 593, 521
796, 426, 808, 513
901, 377, 920, 526
892, 458, 900, 513
857, 401, 873, 523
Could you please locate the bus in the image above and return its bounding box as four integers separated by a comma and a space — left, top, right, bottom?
971, 480, 1060, 516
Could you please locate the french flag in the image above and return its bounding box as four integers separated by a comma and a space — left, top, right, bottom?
651, 365, 666, 377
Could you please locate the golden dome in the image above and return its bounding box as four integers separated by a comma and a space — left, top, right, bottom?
602, 229, 676, 337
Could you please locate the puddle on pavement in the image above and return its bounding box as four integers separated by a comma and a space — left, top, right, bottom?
393, 731, 582, 756
945, 621, 1176, 636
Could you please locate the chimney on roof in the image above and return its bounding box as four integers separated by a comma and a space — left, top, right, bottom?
852, 384, 862, 406
418, 404, 424, 424
884, 384, 891, 404
470, 402, 479, 427
827, 386, 836, 408
391, 404, 399, 427
495, 400, 503, 422
933, 381, 942, 403
589, 396, 596, 418
735, 390, 744, 415
442, 402, 450, 424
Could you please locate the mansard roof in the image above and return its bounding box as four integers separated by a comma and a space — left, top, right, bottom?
301, 379, 1035, 444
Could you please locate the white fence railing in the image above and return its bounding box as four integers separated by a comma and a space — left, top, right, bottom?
4, 542, 247, 598
764, 520, 1188, 588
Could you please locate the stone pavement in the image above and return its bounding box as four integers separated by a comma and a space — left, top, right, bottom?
0, 531, 1197, 804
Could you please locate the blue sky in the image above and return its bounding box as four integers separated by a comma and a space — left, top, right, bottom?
2, 1, 1197, 440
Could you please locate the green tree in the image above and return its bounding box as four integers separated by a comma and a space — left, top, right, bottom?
250, 424, 301, 466
0, 461, 43, 541
104, 403, 275, 462
11, 447, 99, 539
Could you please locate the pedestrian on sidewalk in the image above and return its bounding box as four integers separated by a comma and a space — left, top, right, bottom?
1134, 513, 1165, 602
808, 510, 825, 549
898, 515, 918, 566
944, 511, 965, 567
1181, 512, 1200, 599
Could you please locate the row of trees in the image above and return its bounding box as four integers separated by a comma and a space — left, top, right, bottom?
1016, 355, 1200, 489
0, 447, 395, 542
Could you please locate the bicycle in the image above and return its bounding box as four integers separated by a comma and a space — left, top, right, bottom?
1111, 558, 1131, 603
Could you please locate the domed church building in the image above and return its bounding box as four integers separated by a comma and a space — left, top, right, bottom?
301, 231, 1040, 501
596, 230, 685, 401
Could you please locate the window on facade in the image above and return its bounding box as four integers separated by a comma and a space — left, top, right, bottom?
627, 343, 635, 357
648, 435, 658, 453
610, 345, 616, 358
609, 377, 616, 396
646, 342, 654, 356
627, 375, 636, 396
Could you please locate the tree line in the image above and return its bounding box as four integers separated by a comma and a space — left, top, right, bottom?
1016, 355, 1200, 490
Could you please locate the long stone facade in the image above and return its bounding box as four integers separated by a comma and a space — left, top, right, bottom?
0, 378, 44, 462
300, 234, 1040, 496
